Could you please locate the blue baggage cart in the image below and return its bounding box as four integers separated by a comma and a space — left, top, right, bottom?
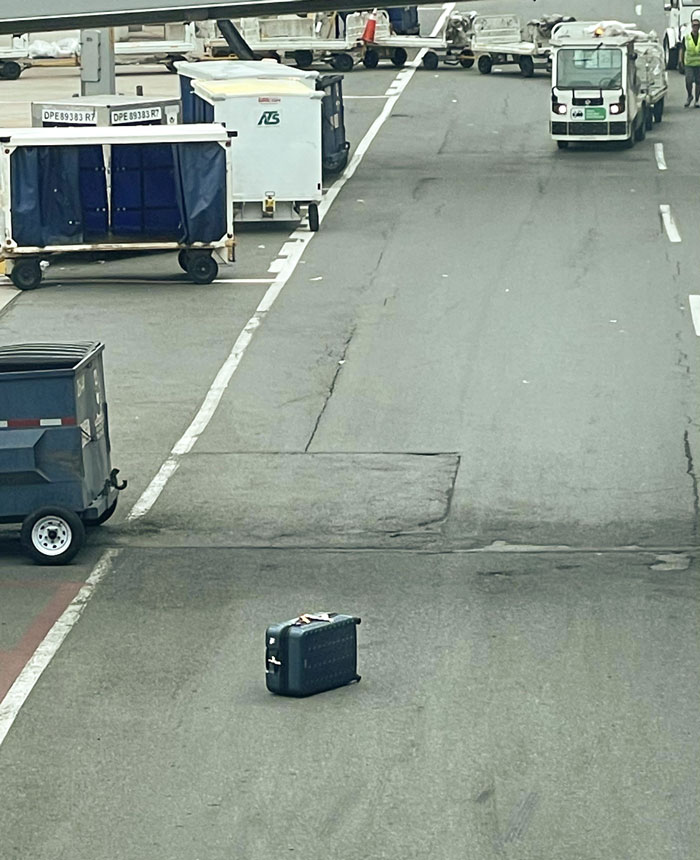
0, 342, 126, 565
317, 73, 350, 174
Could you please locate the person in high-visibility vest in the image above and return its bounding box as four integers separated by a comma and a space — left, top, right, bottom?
680, 17, 700, 107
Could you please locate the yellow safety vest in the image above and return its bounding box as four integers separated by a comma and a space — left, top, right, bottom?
685, 32, 700, 66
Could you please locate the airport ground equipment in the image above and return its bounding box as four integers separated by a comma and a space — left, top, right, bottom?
365, 9, 476, 70
635, 31, 668, 124
470, 13, 562, 76
550, 21, 654, 149
0, 124, 235, 288
31, 95, 181, 128
0, 341, 126, 565
663, 0, 700, 70
191, 77, 323, 227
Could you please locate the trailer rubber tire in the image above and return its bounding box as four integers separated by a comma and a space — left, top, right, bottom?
556, 140, 569, 150
10, 259, 42, 290
519, 55, 535, 77
331, 53, 354, 73
187, 252, 219, 285
294, 50, 314, 69
177, 249, 189, 272
85, 499, 118, 527
308, 203, 320, 232
645, 104, 653, 131
634, 112, 646, 142
422, 51, 439, 70
21, 507, 86, 566
665, 40, 678, 71
391, 48, 408, 67
459, 52, 475, 69
363, 49, 380, 69
0, 61, 22, 80
653, 98, 664, 123
477, 55, 493, 75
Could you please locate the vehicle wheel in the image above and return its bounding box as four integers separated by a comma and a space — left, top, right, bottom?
21, 507, 86, 566
10, 258, 42, 290
645, 104, 653, 131
477, 55, 493, 75
634, 111, 646, 141
331, 53, 354, 73
653, 97, 664, 123
294, 50, 314, 69
177, 249, 189, 272
308, 202, 320, 232
459, 52, 475, 69
422, 51, 439, 70
85, 498, 118, 527
391, 48, 407, 67
0, 61, 22, 80
518, 55, 535, 77
556, 140, 569, 150
186, 252, 218, 284
665, 39, 678, 71
363, 49, 379, 69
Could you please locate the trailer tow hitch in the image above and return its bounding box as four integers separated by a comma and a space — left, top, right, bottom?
109, 468, 127, 491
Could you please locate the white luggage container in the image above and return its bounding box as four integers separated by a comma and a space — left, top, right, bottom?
192, 78, 323, 229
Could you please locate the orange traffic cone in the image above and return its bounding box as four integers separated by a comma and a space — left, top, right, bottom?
362, 9, 378, 43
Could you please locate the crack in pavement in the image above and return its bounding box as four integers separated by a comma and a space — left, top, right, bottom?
683, 427, 699, 536
304, 325, 357, 452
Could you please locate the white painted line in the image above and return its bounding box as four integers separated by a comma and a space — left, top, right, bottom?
267, 258, 285, 274
0, 549, 120, 749
213, 278, 275, 284
689, 295, 700, 335
0, 282, 18, 314
127, 2, 456, 522
654, 142, 667, 170
635, 3, 643, 15
660, 204, 682, 242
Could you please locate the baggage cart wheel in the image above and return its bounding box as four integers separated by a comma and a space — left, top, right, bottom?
177, 249, 189, 272
331, 53, 354, 73
391, 48, 408, 67
518, 56, 535, 77
294, 50, 314, 69
363, 49, 380, 69
645, 104, 653, 131
664, 38, 678, 71
0, 61, 22, 80
653, 98, 664, 123
308, 203, 320, 232
422, 51, 439, 71
556, 141, 569, 150
186, 252, 219, 285
459, 52, 475, 69
86, 498, 118, 527
634, 111, 646, 142
10, 258, 42, 290
477, 55, 493, 75
21, 507, 86, 566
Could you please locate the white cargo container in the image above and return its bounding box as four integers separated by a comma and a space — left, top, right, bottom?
192, 77, 323, 229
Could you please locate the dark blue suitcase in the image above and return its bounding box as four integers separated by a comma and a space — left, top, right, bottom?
265, 613, 361, 697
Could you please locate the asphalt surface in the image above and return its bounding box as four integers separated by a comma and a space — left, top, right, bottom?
1, 2, 699, 858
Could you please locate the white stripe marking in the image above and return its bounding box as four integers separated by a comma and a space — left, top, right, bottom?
635, 4, 643, 15
127, 2, 456, 522
267, 258, 285, 274
213, 278, 275, 284
689, 295, 700, 335
0, 281, 19, 314
0, 549, 119, 749
654, 142, 667, 170
660, 204, 681, 242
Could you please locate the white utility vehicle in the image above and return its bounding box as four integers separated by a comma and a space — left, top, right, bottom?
550, 21, 654, 149
662, 0, 700, 70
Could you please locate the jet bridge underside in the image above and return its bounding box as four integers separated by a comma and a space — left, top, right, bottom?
0, 0, 387, 34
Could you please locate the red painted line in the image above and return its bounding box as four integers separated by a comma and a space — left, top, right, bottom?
0, 581, 82, 702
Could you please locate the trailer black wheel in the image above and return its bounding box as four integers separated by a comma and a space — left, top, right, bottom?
519, 55, 535, 77
331, 53, 354, 73
556, 140, 569, 150
477, 55, 493, 75
664, 38, 678, 71
363, 49, 380, 69
459, 52, 475, 69
85, 498, 118, 527
294, 50, 314, 69
186, 252, 219, 285
10, 259, 42, 290
0, 61, 22, 80
21, 507, 86, 565
422, 51, 439, 70
634, 111, 646, 141
391, 48, 408, 67
308, 203, 320, 232
653, 97, 664, 123
645, 104, 653, 130
177, 249, 189, 272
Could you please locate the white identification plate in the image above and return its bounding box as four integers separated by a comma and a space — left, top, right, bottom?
110, 106, 163, 125
42, 108, 96, 125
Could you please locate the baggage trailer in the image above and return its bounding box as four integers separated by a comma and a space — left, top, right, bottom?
636, 32, 668, 124
192, 78, 323, 227
31, 95, 182, 128
0, 341, 126, 565
470, 13, 557, 76
550, 21, 654, 149
0, 124, 235, 289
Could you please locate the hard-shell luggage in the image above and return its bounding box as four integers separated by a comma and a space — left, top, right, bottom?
265, 612, 361, 697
